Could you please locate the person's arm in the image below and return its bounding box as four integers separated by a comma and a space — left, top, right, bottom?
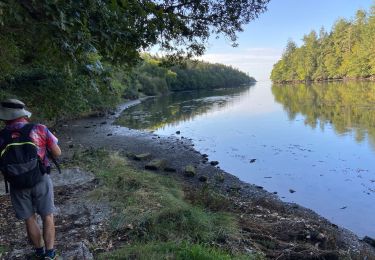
42, 125, 61, 158
49, 143, 61, 158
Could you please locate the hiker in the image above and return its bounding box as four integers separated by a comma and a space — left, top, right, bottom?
0, 99, 61, 260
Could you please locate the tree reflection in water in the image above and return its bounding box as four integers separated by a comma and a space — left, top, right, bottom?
272, 81, 375, 148
116, 86, 253, 131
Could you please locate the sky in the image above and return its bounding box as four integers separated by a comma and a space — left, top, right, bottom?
200, 0, 374, 82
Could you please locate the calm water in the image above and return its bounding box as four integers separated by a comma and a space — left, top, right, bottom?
117, 81, 375, 237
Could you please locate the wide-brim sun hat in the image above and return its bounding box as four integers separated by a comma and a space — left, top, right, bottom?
0, 99, 32, 120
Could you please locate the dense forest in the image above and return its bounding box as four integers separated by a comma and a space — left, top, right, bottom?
124, 55, 255, 97
271, 5, 375, 83
0, 1, 266, 122
0, 53, 254, 121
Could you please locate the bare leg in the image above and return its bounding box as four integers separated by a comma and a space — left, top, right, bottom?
42, 214, 55, 250
25, 214, 43, 248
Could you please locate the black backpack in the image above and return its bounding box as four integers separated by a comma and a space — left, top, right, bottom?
0, 124, 46, 192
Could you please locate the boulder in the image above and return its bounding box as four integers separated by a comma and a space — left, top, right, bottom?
134, 153, 152, 161
145, 159, 166, 171
184, 165, 196, 177
215, 174, 225, 183
62, 241, 94, 260
229, 185, 241, 192
198, 176, 208, 182
164, 167, 177, 173
210, 161, 219, 166
363, 236, 375, 248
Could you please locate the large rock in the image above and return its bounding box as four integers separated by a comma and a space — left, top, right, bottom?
184, 165, 196, 177
198, 176, 207, 182
215, 173, 225, 183
51, 168, 95, 187
134, 153, 152, 161
145, 159, 166, 171
0, 168, 95, 195
62, 241, 94, 260
363, 236, 375, 248
164, 167, 177, 172
210, 161, 219, 166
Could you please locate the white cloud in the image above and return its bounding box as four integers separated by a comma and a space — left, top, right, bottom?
200, 48, 283, 81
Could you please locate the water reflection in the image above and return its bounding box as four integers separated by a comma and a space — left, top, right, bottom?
115, 81, 375, 237
272, 81, 375, 148
116, 86, 254, 130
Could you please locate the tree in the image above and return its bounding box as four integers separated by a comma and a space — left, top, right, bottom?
302, 30, 319, 80
367, 5, 375, 74
0, 0, 270, 70
313, 27, 329, 80
0, 0, 269, 120
271, 3, 375, 82
270, 39, 297, 82
345, 10, 370, 77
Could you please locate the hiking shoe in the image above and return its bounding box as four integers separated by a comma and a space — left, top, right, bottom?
44, 249, 58, 260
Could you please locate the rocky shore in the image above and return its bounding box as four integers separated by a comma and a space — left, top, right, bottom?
1, 100, 375, 259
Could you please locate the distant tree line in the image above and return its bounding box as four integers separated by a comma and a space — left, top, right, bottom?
121, 54, 255, 97
0, 53, 254, 121
271, 5, 375, 83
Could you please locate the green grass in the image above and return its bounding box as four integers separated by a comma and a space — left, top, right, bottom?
0, 245, 8, 257
73, 149, 264, 259
98, 241, 259, 260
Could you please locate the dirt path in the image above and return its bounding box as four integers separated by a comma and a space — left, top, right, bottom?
0, 168, 112, 259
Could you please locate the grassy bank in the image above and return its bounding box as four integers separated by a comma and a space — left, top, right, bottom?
71, 149, 263, 259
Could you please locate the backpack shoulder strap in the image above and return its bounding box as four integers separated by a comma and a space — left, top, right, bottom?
20, 123, 62, 174
19, 123, 35, 142
0, 129, 12, 193
0, 128, 13, 151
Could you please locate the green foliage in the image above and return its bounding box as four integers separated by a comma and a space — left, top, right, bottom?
0, 0, 267, 122
169, 60, 255, 91
0, 245, 7, 255
0, 66, 121, 122
125, 56, 255, 96
0, 0, 270, 66
72, 149, 255, 260
271, 4, 375, 82
0, 0, 269, 82
77, 150, 237, 242
0, 55, 253, 123
98, 241, 260, 260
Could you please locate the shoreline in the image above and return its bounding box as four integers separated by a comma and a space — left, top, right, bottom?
55, 100, 375, 247
1, 98, 374, 258
271, 75, 375, 84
